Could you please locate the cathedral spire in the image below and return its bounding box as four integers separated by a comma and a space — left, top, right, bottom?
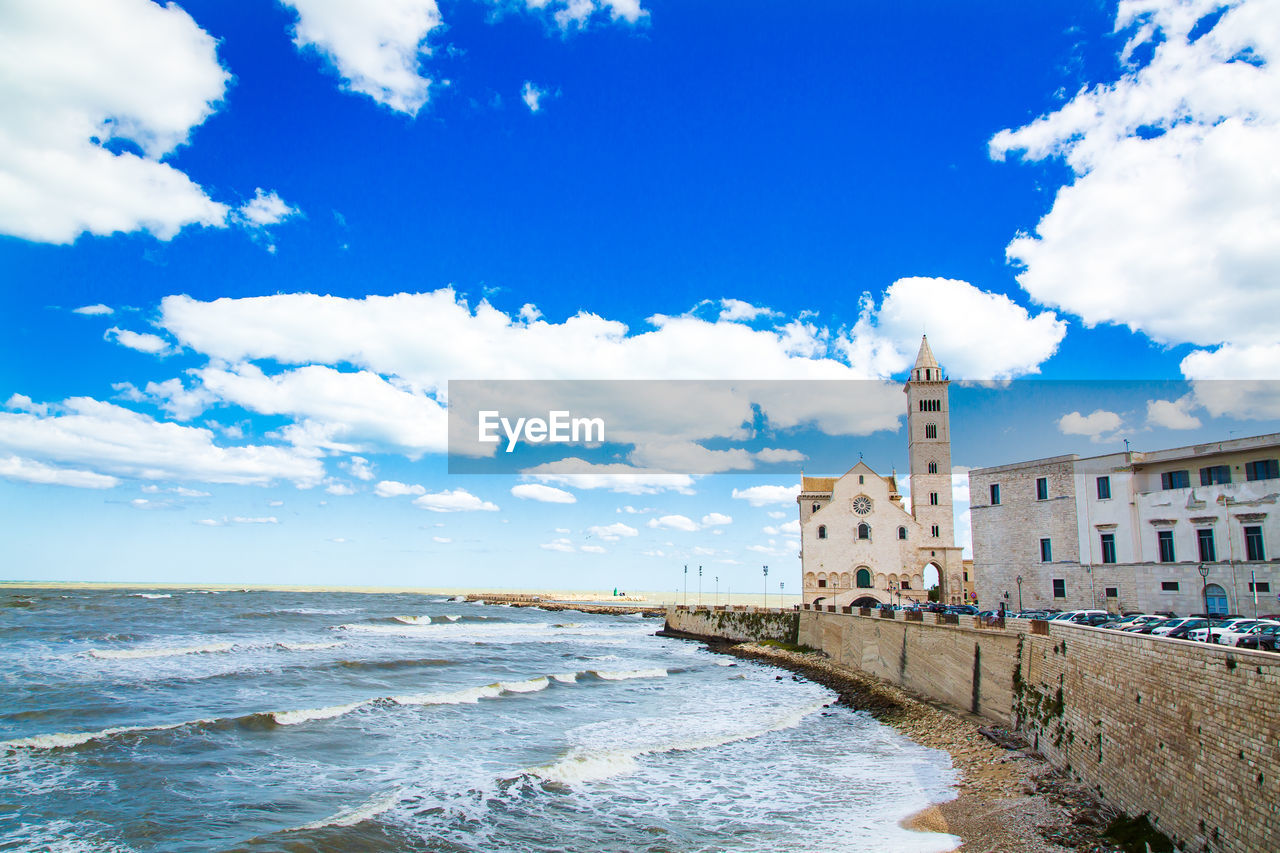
912, 335, 939, 371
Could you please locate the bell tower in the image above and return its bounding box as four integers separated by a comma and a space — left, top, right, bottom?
904, 336, 961, 599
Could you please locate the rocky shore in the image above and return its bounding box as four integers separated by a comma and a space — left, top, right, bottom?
701, 639, 1135, 853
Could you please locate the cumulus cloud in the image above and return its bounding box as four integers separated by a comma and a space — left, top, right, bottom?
325, 482, 355, 495
516, 0, 649, 30
521, 81, 547, 113
580, 544, 606, 553
717, 299, 778, 323
73, 304, 114, 316
991, 0, 1280, 369
113, 378, 215, 420
511, 483, 577, 503
1146, 396, 1203, 430
197, 515, 280, 526
104, 327, 176, 356
374, 480, 426, 497
412, 488, 499, 512
647, 514, 698, 532
280, 0, 441, 114
0, 0, 233, 243
1058, 409, 1125, 443
701, 512, 732, 526
525, 459, 696, 495
587, 522, 638, 541
0, 397, 323, 486
236, 189, 300, 227
540, 538, 575, 552
432, 535, 452, 543
0, 455, 119, 489
343, 456, 375, 481
731, 483, 800, 507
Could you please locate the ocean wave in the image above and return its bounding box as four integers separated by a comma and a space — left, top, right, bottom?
587, 668, 667, 681
276, 640, 345, 651
529, 700, 828, 785
87, 642, 234, 660
128, 593, 171, 599
441, 614, 461, 621
272, 701, 369, 726
496, 676, 549, 694
392, 615, 431, 625
390, 684, 504, 706
292, 790, 402, 832
550, 672, 578, 684
0, 719, 198, 751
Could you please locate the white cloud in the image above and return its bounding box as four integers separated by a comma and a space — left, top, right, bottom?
587, 522, 638, 541
5, 395, 49, 416
0, 397, 323, 486
731, 483, 800, 507
617, 505, 653, 514
231, 516, 278, 524
554, 527, 570, 534
236, 188, 300, 227
580, 544, 606, 553
647, 514, 698, 532
517, 0, 649, 30
1057, 409, 1125, 443
281, 0, 441, 114
140, 483, 209, 497
432, 535, 452, 543
0, 455, 119, 489
412, 488, 499, 512
701, 512, 732, 527
374, 480, 426, 498
0, 0, 231, 243
113, 378, 215, 420
325, 482, 355, 496
717, 299, 777, 322
511, 483, 577, 503
1146, 396, 1203, 430
104, 327, 176, 356
521, 81, 547, 113
990, 0, 1280, 365
343, 456, 375, 481
755, 447, 806, 464
541, 538, 575, 552
73, 304, 114, 316
525, 459, 696, 495
766, 510, 786, 520
762, 519, 800, 536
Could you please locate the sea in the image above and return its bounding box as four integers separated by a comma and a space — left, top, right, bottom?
0, 588, 959, 852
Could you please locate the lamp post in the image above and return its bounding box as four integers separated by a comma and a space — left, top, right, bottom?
683, 564, 687, 608
1198, 563, 1212, 643
763, 566, 769, 610
780, 581, 785, 608
888, 579, 899, 608
1016, 575, 1023, 614
715, 575, 719, 609
698, 565, 702, 608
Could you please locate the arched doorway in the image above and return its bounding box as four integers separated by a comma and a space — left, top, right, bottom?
855, 568, 873, 588
852, 596, 880, 608
923, 563, 941, 601
1204, 583, 1229, 616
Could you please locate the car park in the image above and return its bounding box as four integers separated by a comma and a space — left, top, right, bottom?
1216, 620, 1280, 647
1118, 615, 1167, 632
1188, 618, 1255, 643
1149, 617, 1201, 637
1236, 624, 1280, 651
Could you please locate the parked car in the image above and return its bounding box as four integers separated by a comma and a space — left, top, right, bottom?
1164, 618, 1214, 639
1118, 615, 1167, 632
1052, 609, 1111, 625
1235, 623, 1280, 652
1216, 620, 1280, 647
1149, 617, 1201, 637
1188, 618, 1256, 643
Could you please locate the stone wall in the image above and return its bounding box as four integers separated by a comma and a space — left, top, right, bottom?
664, 606, 1280, 853
663, 606, 798, 644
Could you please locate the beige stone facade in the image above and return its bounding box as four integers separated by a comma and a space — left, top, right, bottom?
971, 433, 1280, 616
799, 337, 964, 607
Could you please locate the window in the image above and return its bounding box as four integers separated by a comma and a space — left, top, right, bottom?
1105, 587, 1118, 598
1200, 465, 1231, 486
963, 572, 969, 582
855, 568, 872, 588
858, 475, 864, 484
1250, 581, 1272, 593
931, 524, 939, 537
898, 526, 907, 540
1036, 477, 1048, 500
1245, 526, 1265, 561
1161, 470, 1190, 490
1161, 581, 1180, 592
1197, 528, 1217, 562
1096, 476, 1111, 500
811, 503, 819, 513
901, 581, 911, 589
1100, 533, 1116, 564
817, 525, 827, 540
817, 578, 826, 588
918, 399, 941, 412
1158, 530, 1175, 563
929, 491, 939, 505
1052, 579, 1065, 598
925, 423, 937, 439
1040, 538, 1052, 562
1245, 459, 1279, 481
928, 461, 938, 474
990, 483, 1001, 505
857, 523, 870, 540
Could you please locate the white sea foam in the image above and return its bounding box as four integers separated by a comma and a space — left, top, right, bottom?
272, 700, 368, 726
129, 593, 171, 599
442, 614, 461, 621
293, 790, 402, 831
87, 642, 234, 660
550, 672, 578, 684
448, 595, 466, 602
393, 615, 431, 625
1, 720, 193, 751
277, 640, 345, 651
496, 676, 549, 694
391, 685, 503, 706
589, 668, 667, 681
470, 599, 485, 605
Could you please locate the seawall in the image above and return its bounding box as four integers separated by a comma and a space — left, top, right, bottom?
664, 606, 1280, 853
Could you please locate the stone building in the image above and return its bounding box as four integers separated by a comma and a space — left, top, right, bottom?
798, 337, 965, 607
970, 433, 1280, 616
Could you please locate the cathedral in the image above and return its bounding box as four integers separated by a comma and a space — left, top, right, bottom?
798, 336, 965, 607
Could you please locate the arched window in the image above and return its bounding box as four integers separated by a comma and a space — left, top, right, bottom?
929, 491, 939, 505
817, 525, 827, 539
925, 423, 937, 439
857, 523, 870, 540
928, 461, 938, 474
858, 474, 864, 484
811, 503, 819, 513
856, 568, 872, 588
898, 526, 907, 540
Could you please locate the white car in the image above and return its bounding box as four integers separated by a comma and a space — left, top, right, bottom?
1218, 620, 1280, 647
1150, 617, 1202, 637
1188, 618, 1254, 643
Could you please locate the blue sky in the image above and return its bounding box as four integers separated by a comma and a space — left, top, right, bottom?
2, 0, 1278, 591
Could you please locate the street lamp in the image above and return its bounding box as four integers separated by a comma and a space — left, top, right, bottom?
1016, 575, 1023, 614
1198, 563, 1213, 643
715, 575, 719, 609
888, 579, 899, 608
780, 581, 785, 608
698, 565, 702, 608
683, 564, 688, 608
763, 566, 769, 610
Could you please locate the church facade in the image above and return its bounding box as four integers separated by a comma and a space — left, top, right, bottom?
798, 336, 966, 607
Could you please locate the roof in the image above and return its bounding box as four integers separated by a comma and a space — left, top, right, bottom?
800, 476, 838, 493
912, 335, 939, 371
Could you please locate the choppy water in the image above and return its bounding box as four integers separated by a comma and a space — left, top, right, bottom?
0, 588, 959, 852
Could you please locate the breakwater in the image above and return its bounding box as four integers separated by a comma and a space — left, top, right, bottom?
665, 606, 1280, 853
